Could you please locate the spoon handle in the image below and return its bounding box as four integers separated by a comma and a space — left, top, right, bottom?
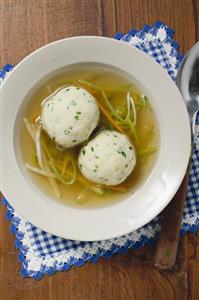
154, 158, 191, 270
180, 41, 199, 107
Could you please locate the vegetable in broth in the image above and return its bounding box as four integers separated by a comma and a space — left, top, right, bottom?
20, 65, 159, 208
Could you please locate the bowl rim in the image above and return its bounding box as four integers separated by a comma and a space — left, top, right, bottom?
1, 36, 191, 241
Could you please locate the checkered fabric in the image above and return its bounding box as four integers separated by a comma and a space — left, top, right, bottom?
1, 22, 199, 279
28, 222, 88, 256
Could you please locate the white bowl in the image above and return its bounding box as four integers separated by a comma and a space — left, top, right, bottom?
1, 37, 191, 241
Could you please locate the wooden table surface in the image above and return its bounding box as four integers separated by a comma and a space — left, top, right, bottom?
0, 0, 199, 299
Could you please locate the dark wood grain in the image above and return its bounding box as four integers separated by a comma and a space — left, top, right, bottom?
0, 0, 199, 299
154, 159, 192, 270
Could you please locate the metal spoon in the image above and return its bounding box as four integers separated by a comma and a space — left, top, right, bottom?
177, 42, 199, 131
154, 42, 199, 270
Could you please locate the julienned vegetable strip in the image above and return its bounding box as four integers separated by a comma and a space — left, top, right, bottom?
24, 118, 36, 142
35, 125, 45, 170
96, 98, 125, 134
76, 176, 105, 195
41, 138, 54, 161
128, 119, 142, 148
61, 157, 68, 176
78, 79, 102, 91
101, 90, 124, 122
101, 92, 137, 130
124, 93, 131, 121
49, 159, 76, 185
41, 84, 71, 106
24, 120, 61, 197
25, 164, 56, 178
106, 185, 127, 193
88, 185, 105, 195
140, 94, 147, 107
138, 146, 157, 157
25, 162, 61, 197
44, 159, 61, 198
39, 138, 61, 197
78, 79, 132, 93
129, 93, 137, 126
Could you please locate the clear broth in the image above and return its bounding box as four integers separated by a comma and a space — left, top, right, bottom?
20, 64, 159, 208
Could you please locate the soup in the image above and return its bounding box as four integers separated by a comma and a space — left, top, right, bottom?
20, 64, 159, 208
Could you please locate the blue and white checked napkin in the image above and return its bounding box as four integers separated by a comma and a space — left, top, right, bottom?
1, 22, 199, 279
